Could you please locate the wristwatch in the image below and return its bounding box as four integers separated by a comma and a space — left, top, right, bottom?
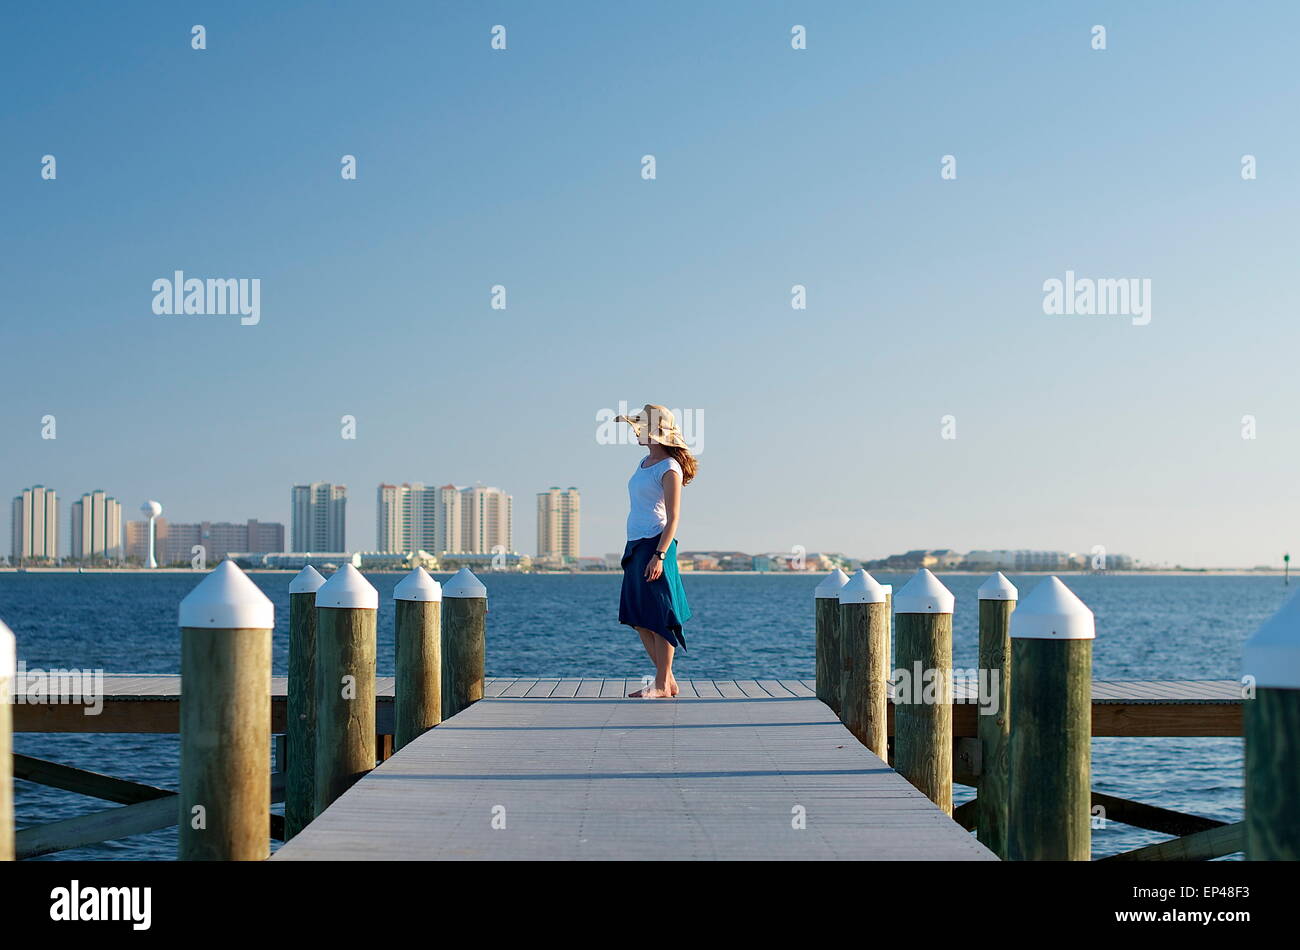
655, 550, 667, 561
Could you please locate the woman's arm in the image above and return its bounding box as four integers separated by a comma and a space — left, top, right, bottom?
644, 469, 682, 581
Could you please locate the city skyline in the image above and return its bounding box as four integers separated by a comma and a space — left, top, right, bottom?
4, 4, 1299, 568
4, 477, 1231, 569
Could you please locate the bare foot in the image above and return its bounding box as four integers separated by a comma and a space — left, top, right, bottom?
668, 674, 680, 696
628, 683, 673, 698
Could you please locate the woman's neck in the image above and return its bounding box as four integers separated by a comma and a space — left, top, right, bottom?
646, 445, 670, 463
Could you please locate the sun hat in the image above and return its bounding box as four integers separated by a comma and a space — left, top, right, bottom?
617, 404, 690, 449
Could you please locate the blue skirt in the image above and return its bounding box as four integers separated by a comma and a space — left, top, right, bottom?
619, 535, 692, 650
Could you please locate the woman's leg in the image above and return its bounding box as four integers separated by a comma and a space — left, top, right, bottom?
634, 626, 657, 664
662, 639, 678, 696
629, 626, 672, 697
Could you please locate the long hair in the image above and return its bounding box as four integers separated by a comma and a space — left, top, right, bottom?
662, 443, 697, 485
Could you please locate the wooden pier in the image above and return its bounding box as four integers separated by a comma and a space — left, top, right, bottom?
275, 681, 993, 860
10, 674, 1243, 860
10, 673, 1246, 737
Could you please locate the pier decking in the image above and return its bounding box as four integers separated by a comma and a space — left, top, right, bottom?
273, 686, 996, 860
12, 675, 1245, 737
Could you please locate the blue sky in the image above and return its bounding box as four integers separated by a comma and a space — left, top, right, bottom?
3, 1, 1298, 566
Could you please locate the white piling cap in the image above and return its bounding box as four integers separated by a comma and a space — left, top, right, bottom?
394, 566, 442, 602
178, 560, 275, 629
1011, 576, 1094, 640
288, 564, 326, 594
0, 617, 14, 680
1243, 587, 1300, 689
978, 572, 1018, 601
839, 569, 887, 604
893, 569, 955, 614
814, 568, 849, 599
443, 567, 487, 599
315, 563, 379, 609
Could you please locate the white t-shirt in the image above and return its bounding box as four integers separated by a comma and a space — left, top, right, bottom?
626, 456, 683, 541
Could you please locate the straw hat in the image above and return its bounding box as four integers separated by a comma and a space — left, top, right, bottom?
617, 404, 689, 449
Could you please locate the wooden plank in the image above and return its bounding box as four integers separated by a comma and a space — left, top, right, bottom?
11, 677, 1246, 737
552, 679, 582, 698
16, 774, 286, 860
734, 680, 768, 698
756, 680, 796, 698
1091, 791, 1225, 837
523, 679, 560, 698
599, 678, 630, 698
274, 695, 996, 861
714, 680, 746, 699
13, 754, 173, 805
1099, 821, 1245, 862
781, 679, 816, 698
690, 679, 723, 699
952, 797, 979, 832
17, 795, 180, 859
500, 678, 538, 698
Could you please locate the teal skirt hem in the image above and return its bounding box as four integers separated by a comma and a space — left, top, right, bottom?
618, 535, 691, 649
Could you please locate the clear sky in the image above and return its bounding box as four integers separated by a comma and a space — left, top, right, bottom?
3, 1, 1298, 567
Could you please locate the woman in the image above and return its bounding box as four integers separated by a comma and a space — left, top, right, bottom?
616, 404, 697, 698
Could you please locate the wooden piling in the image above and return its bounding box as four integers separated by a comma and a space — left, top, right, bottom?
839, 570, 889, 758
0, 618, 14, 862
892, 569, 955, 814
177, 561, 273, 861
442, 568, 487, 720
814, 569, 849, 715
285, 565, 325, 840
1243, 588, 1300, 859
314, 564, 378, 816
1007, 576, 1094, 861
394, 567, 443, 749
976, 571, 1017, 859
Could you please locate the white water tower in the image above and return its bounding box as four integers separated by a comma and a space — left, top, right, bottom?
141, 500, 162, 569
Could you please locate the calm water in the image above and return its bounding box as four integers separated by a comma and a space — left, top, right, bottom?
4, 571, 1284, 860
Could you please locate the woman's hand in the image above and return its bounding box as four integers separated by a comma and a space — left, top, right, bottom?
644, 555, 664, 582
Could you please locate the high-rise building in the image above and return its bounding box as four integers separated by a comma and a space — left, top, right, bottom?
127, 518, 283, 565
435, 484, 463, 554
460, 485, 512, 555
291, 483, 346, 552
377, 483, 415, 554
70, 490, 122, 562
11, 485, 59, 563
375, 482, 509, 555
126, 517, 169, 563
537, 487, 580, 561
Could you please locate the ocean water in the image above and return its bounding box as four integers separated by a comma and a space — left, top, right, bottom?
4, 571, 1284, 861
